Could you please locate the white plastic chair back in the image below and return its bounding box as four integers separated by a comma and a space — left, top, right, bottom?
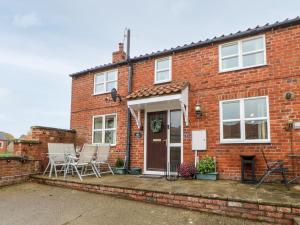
78, 144, 97, 164
48, 143, 75, 162
96, 144, 110, 163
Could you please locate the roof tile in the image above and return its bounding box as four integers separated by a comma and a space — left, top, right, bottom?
127, 81, 189, 100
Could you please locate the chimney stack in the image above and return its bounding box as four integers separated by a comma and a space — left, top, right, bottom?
112, 42, 126, 63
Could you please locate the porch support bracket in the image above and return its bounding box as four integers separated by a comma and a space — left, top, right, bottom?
180, 86, 189, 127
129, 107, 141, 129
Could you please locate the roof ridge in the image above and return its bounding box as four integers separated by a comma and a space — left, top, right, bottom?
70, 16, 300, 77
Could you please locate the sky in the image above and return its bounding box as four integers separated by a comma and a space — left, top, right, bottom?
0, 0, 299, 138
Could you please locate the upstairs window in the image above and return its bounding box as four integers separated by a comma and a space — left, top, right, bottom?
93, 114, 117, 145
94, 70, 118, 95
219, 35, 266, 72
155, 57, 172, 84
220, 96, 270, 143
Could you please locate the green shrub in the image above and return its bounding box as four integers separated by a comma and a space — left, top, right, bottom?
115, 157, 124, 168
197, 156, 215, 174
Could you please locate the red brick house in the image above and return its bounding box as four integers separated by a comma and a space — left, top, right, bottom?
70, 17, 300, 180
0, 133, 11, 153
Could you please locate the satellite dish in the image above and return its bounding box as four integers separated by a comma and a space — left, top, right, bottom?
111, 88, 121, 102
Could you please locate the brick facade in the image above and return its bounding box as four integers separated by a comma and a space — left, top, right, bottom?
70, 21, 300, 181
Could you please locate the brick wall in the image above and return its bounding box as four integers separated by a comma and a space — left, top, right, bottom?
0, 126, 76, 186
27, 126, 76, 168
0, 158, 40, 186
70, 23, 300, 181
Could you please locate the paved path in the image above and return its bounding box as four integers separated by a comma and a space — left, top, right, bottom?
0, 183, 266, 225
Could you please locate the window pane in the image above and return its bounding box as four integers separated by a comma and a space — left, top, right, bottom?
222, 101, 240, 120
106, 71, 117, 81
156, 70, 170, 82
245, 98, 267, 118
221, 43, 238, 57
170, 147, 181, 172
157, 58, 170, 70
95, 84, 104, 93
105, 115, 116, 129
94, 117, 103, 129
170, 110, 181, 143
223, 121, 241, 139
242, 37, 264, 53
245, 120, 268, 139
105, 130, 115, 144
95, 74, 105, 83
222, 56, 238, 70
93, 131, 102, 143
242, 52, 264, 67
106, 81, 117, 92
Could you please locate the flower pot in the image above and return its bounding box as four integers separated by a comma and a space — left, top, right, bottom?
195, 172, 218, 180
128, 167, 142, 175
113, 167, 127, 175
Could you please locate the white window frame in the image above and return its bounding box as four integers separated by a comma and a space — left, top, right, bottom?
92, 113, 117, 146
219, 96, 270, 144
93, 69, 118, 95
219, 35, 266, 72
154, 56, 172, 84
0, 141, 3, 148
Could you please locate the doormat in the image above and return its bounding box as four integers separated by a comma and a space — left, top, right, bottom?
138, 175, 163, 179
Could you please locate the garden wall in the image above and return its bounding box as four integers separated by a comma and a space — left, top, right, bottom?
0, 126, 76, 186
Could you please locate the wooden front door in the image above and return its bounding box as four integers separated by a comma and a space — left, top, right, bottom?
147, 111, 168, 171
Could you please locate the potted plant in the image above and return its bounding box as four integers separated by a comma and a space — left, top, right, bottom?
196, 156, 218, 180
128, 167, 142, 175
177, 163, 196, 179
113, 157, 127, 174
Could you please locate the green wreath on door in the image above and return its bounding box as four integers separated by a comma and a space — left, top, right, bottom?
150, 119, 162, 133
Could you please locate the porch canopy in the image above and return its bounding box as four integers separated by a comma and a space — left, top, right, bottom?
127, 81, 189, 129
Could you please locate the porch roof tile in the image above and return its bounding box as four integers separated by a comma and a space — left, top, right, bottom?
126, 81, 189, 100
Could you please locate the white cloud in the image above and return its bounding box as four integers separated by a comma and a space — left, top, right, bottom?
12, 12, 41, 28
0, 48, 78, 75
0, 113, 7, 120
0, 87, 11, 99
170, 0, 188, 16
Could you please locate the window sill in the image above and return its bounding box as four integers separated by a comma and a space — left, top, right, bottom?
220, 140, 271, 144
154, 80, 172, 85
93, 91, 112, 96
219, 64, 267, 74
93, 143, 116, 147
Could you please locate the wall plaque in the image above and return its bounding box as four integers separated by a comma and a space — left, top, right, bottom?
135, 131, 142, 139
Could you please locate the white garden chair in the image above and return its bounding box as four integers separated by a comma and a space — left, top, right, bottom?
93, 144, 114, 177
64, 144, 98, 181
43, 143, 75, 178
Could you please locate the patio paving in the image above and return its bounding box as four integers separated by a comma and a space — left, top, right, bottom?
32, 174, 300, 208
0, 183, 267, 225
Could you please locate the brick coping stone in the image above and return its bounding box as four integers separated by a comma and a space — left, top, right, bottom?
31, 176, 300, 225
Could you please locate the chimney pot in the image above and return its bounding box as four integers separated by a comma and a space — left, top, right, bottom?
118, 43, 124, 51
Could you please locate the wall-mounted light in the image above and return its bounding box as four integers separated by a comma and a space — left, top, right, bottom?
195, 104, 202, 118
288, 119, 294, 129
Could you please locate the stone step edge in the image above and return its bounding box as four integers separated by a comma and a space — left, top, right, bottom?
30, 177, 300, 225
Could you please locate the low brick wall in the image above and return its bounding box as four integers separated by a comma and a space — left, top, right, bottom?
0, 158, 41, 187
0, 126, 76, 186
32, 177, 300, 225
